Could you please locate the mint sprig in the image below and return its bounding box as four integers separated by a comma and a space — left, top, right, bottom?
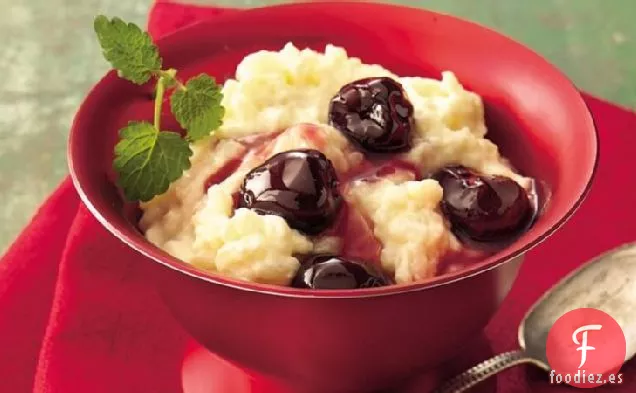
94, 15, 225, 202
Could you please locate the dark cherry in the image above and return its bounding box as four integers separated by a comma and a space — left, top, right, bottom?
328, 77, 414, 152
433, 166, 533, 242
239, 149, 342, 235
292, 255, 391, 289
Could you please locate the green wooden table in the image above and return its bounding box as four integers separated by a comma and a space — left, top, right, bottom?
1, 0, 634, 253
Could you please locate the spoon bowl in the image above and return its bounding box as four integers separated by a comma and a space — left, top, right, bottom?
436, 243, 636, 393
521, 242, 636, 369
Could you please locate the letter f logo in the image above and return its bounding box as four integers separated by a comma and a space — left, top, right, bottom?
572, 324, 603, 368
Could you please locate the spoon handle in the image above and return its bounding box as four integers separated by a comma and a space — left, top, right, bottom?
433, 350, 534, 393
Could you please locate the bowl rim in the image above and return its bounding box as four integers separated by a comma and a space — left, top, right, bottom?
68, 1, 600, 299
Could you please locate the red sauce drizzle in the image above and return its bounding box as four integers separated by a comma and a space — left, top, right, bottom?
202, 131, 282, 192
204, 157, 243, 190
237, 131, 282, 150
231, 192, 241, 212
199, 124, 499, 278
321, 202, 382, 265
299, 123, 327, 151
344, 158, 421, 183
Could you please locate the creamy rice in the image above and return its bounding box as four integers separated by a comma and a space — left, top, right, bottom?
139, 43, 531, 286
347, 176, 462, 284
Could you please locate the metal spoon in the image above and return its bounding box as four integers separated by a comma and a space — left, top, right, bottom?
434, 243, 636, 393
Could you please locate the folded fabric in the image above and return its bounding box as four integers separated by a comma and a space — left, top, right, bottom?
1, 1, 635, 392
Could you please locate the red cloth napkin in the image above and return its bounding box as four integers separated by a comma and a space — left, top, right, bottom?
1, 1, 636, 392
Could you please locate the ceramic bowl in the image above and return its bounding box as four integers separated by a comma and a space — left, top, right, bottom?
68, 2, 598, 392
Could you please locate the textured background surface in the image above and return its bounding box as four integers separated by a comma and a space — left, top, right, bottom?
1, 0, 634, 253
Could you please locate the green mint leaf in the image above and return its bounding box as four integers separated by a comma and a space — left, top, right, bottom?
114, 121, 192, 201
94, 15, 162, 85
170, 74, 225, 141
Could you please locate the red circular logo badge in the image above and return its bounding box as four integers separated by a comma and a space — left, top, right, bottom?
546, 308, 626, 388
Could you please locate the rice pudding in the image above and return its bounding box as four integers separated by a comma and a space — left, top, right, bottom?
138, 43, 536, 288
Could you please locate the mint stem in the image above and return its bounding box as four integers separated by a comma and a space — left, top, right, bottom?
157, 69, 186, 90
154, 76, 166, 130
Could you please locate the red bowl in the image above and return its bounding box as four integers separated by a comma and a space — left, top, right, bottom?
68, 2, 598, 392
